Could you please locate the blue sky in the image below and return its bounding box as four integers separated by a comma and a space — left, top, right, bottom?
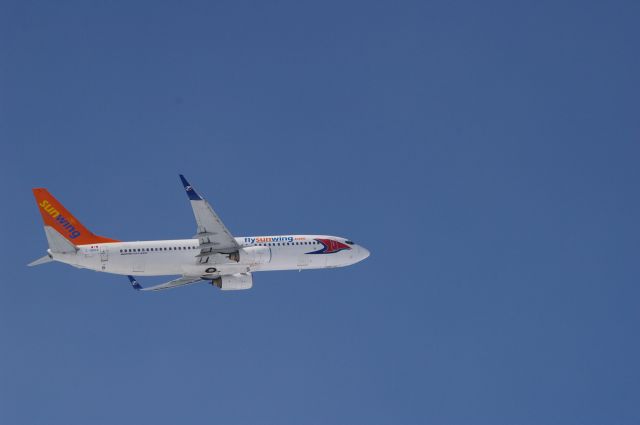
1, 0, 639, 424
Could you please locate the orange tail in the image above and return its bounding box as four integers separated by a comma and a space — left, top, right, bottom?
33, 188, 119, 245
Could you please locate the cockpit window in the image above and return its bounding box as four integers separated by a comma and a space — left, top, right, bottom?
345, 240, 355, 245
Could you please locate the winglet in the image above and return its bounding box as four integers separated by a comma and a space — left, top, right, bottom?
128, 275, 143, 291
179, 175, 203, 201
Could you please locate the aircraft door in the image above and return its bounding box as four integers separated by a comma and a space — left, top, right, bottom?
297, 252, 310, 268
99, 246, 108, 262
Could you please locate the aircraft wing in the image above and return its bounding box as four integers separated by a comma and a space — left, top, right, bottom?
128, 275, 204, 292
179, 175, 241, 258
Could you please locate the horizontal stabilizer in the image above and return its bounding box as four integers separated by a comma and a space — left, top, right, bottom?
128, 275, 204, 292
27, 255, 53, 267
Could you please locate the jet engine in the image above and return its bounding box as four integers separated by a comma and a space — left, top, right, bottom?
212, 273, 253, 290
240, 246, 271, 265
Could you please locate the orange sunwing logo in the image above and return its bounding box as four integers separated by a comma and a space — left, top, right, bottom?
39, 199, 82, 239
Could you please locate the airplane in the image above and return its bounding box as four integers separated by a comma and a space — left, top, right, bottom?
28, 175, 370, 291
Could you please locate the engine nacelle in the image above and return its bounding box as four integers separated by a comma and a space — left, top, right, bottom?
240, 246, 271, 265
212, 273, 253, 291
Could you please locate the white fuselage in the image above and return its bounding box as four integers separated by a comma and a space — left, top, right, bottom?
50, 235, 370, 277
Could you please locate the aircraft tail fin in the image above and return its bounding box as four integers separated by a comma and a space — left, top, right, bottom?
32, 188, 119, 245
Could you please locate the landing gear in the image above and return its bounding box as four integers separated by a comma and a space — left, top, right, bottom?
205, 267, 217, 273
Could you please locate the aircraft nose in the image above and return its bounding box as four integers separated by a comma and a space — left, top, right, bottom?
358, 246, 370, 261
